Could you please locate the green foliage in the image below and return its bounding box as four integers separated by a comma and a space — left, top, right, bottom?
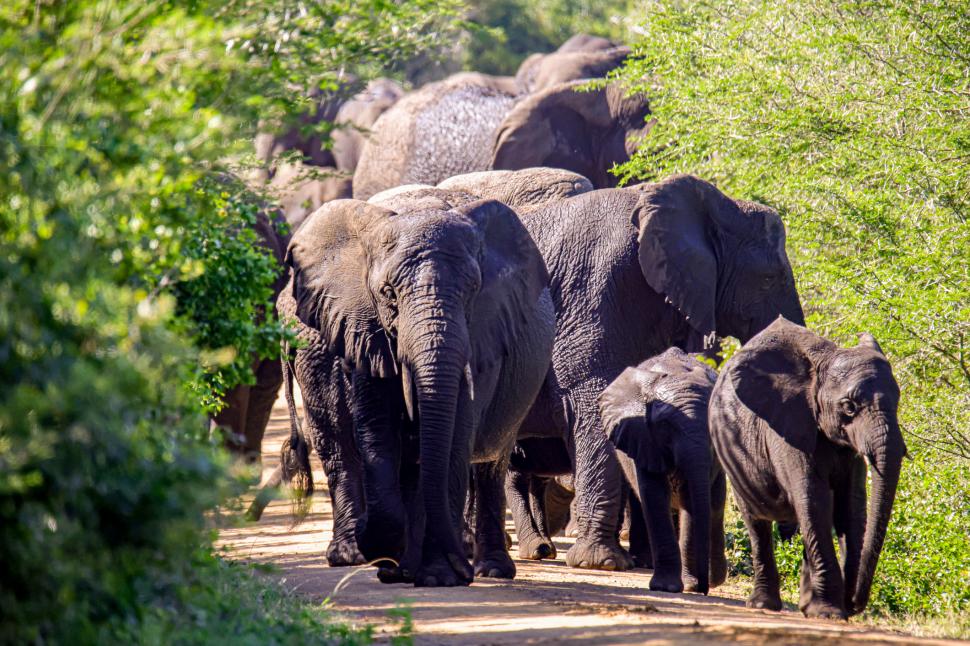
461, 0, 633, 75
618, 0, 970, 623
0, 0, 460, 641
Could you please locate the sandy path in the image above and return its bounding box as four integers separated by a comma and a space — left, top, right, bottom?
218, 393, 948, 645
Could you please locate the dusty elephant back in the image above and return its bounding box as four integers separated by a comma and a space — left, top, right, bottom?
353, 78, 518, 200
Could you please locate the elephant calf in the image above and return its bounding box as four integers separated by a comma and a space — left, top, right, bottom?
710, 317, 906, 618
599, 348, 727, 595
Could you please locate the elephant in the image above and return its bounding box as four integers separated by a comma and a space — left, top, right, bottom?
352, 72, 647, 200
331, 78, 405, 174
444, 172, 805, 571
599, 347, 727, 594
709, 317, 906, 619
268, 162, 353, 231
515, 43, 630, 94
280, 189, 555, 587
210, 181, 290, 464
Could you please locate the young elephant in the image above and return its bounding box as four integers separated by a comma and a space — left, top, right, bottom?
599, 348, 726, 594
710, 317, 906, 618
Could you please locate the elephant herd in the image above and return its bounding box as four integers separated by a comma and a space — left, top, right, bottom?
222, 35, 906, 621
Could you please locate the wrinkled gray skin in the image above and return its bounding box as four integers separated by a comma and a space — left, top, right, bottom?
599, 348, 726, 595
211, 183, 290, 463
515, 45, 630, 94
282, 190, 555, 587
352, 64, 644, 200
710, 317, 906, 619
458, 173, 805, 571
331, 78, 406, 174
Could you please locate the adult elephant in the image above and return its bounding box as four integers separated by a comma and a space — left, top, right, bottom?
281, 189, 555, 586
352, 74, 646, 200
515, 41, 630, 94
710, 318, 905, 618
446, 172, 805, 570
331, 78, 405, 174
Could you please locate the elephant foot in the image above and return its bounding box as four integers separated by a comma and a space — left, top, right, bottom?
516, 532, 557, 560
415, 551, 473, 588
802, 598, 847, 620
630, 551, 652, 569
474, 550, 516, 579
565, 538, 634, 571
681, 573, 709, 595
326, 536, 366, 567
747, 588, 783, 611
649, 569, 684, 593
377, 564, 415, 584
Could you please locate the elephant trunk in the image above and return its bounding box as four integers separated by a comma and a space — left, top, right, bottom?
851, 413, 905, 615
682, 446, 712, 595
398, 293, 471, 563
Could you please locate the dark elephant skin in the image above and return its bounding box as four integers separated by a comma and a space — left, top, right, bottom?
284, 192, 555, 587
599, 348, 727, 595
212, 182, 290, 462
709, 317, 906, 619
460, 173, 804, 571
352, 64, 645, 200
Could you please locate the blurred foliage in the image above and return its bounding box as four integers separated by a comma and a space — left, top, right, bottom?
460, 0, 633, 75
618, 0, 970, 625
0, 0, 460, 641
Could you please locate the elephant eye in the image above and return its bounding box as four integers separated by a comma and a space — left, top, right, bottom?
380, 284, 397, 306
838, 398, 858, 418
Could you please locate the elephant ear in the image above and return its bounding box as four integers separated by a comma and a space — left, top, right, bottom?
456, 199, 549, 372
635, 175, 755, 347
491, 81, 649, 187
285, 199, 397, 377
728, 317, 821, 454
599, 368, 671, 473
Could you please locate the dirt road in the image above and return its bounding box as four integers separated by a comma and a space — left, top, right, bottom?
218, 393, 945, 645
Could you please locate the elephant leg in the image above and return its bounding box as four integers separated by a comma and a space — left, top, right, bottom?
213, 382, 250, 455
242, 356, 283, 461
473, 461, 516, 578
507, 470, 552, 560
834, 457, 866, 611
792, 480, 846, 619
709, 469, 728, 588
529, 476, 557, 559
627, 493, 652, 568
745, 516, 782, 611
637, 466, 682, 592
378, 459, 423, 584
564, 387, 633, 571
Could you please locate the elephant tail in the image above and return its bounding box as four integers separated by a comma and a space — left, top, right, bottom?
280, 342, 314, 522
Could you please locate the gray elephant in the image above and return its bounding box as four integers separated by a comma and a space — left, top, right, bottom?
599, 348, 727, 594
515, 41, 630, 94
281, 189, 555, 586
331, 78, 405, 174
444, 172, 804, 571
352, 71, 646, 200
268, 162, 352, 231
709, 317, 906, 619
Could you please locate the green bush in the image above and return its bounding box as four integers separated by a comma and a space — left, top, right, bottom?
0, 0, 460, 641
616, 0, 970, 628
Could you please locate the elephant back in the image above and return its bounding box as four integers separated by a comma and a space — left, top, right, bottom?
353, 77, 518, 200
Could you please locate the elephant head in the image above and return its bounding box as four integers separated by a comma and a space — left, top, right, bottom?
728, 316, 906, 614
600, 348, 718, 593
286, 195, 548, 575
515, 34, 628, 93
635, 175, 805, 350
491, 81, 652, 189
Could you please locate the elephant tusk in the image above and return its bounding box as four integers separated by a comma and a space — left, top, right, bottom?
464, 362, 475, 401
401, 362, 416, 421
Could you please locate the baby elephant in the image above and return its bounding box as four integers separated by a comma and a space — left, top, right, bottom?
599, 347, 727, 595
710, 316, 906, 619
